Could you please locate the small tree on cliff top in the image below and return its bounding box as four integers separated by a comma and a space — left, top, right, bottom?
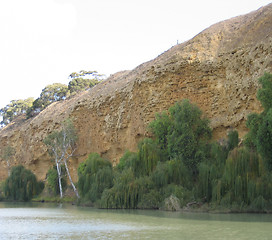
44, 118, 79, 199
68, 70, 104, 95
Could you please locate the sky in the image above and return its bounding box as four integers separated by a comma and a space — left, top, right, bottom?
0, 0, 271, 109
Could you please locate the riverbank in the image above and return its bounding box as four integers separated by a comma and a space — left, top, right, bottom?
181, 202, 272, 214
28, 196, 272, 214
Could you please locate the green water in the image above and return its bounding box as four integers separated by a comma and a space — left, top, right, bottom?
0, 202, 272, 239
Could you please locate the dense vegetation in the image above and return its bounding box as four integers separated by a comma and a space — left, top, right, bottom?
77, 73, 272, 212
0, 98, 34, 126
0, 70, 104, 126
4, 165, 44, 201
1, 73, 272, 212
46, 166, 67, 196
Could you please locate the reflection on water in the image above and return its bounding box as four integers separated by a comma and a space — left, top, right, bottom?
0, 202, 272, 239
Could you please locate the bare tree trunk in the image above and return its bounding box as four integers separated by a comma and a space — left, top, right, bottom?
56, 160, 63, 198
64, 160, 80, 199
7, 160, 10, 177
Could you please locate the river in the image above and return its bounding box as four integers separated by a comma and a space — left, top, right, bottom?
0, 202, 272, 239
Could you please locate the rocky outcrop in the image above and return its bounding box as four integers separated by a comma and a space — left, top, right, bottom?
0, 4, 271, 181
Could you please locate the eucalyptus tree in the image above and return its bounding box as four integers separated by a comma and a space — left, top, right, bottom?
68, 70, 104, 95
44, 119, 79, 199
27, 83, 69, 118
37, 83, 69, 109
0, 98, 34, 126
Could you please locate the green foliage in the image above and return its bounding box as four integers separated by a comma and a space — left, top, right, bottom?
151, 159, 191, 189
151, 162, 169, 188
39, 83, 69, 107
245, 113, 262, 149
78, 153, 113, 203
44, 119, 77, 158
44, 118, 78, 198
28, 83, 69, 116
68, 70, 103, 95
100, 170, 155, 209
80, 86, 272, 211
168, 100, 211, 170
245, 73, 272, 171
227, 130, 239, 151
46, 166, 67, 196
4, 165, 44, 201
215, 148, 261, 205
150, 99, 211, 174
196, 142, 228, 203
256, 109, 272, 171
0, 98, 34, 126
116, 150, 137, 172
257, 72, 272, 112
137, 189, 162, 209
149, 111, 171, 156
134, 138, 161, 177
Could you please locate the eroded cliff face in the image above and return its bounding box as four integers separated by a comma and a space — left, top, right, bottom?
0, 4, 271, 181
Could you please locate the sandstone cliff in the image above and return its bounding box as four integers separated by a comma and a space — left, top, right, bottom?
0, 4, 271, 181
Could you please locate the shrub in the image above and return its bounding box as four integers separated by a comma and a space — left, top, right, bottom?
46, 166, 67, 196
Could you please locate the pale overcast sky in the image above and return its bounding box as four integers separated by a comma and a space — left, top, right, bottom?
0, 0, 271, 109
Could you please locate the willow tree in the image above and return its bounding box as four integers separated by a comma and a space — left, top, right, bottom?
44, 119, 79, 199
134, 138, 161, 177
77, 153, 113, 203
4, 165, 44, 201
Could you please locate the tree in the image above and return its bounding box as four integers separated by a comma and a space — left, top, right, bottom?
77, 153, 113, 203
149, 111, 171, 158
227, 129, 239, 151
1, 146, 15, 176
134, 138, 161, 177
4, 165, 44, 201
0, 98, 34, 126
37, 83, 69, 109
245, 73, 272, 171
68, 70, 104, 95
256, 109, 272, 171
149, 99, 212, 174
257, 72, 272, 112
27, 83, 69, 117
27, 71, 104, 118
44, 118, 79, 198
46, 166, 67, 196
